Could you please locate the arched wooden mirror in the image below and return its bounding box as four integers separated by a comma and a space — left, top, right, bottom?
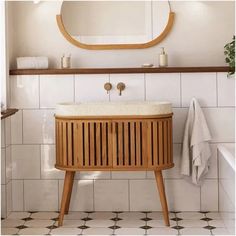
56, 1, 175, 50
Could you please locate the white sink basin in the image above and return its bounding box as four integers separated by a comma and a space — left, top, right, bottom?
56, 101, 172, 117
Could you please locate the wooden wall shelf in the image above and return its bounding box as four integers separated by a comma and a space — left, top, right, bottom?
9, 66, 229, 75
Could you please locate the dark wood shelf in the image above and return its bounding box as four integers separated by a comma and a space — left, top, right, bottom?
1, 109, 18, 120
9, 66, 230, 75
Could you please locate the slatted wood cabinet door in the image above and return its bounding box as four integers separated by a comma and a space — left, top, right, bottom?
55, 114, 173, 170
56, 119, 113, 169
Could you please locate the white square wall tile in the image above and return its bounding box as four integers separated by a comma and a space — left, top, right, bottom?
12, 145, 40, 179
111, 171, 146, 179
12, 180, 24, 211
5, 146, 12, 183
203, 108, 235, 142
79, 171, 110, 180
172, 108, 188, 143
11, 110, 22, 144
164, 144, 182, 179
1, 185, 6, 218
94, 180, 129, 211
129, 179, 161, 211
75, 74, 109, 102
40, 75, 74, 108
1, 149, 6, 184
59, 180, 93, 211
10, 75, 39, 109
217, 72, 235, 107
165, 179, 200, 211
24, 180, 58, 211
205, 144, 218, 179
5, 117, 11, 147
7, 181, 12, 215
201, 179, 218, 211
110, 74, 145, 101
1, 120, 5, 148
146, 73, 181, 107
41, 145, 64, 179
23, 110, 55, 144
181, 73, 217, 107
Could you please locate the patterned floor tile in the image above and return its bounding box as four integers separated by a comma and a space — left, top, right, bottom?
148, 219, 176, 227
147, 227, 178, 235
115, 227, 146, 235
206, 212, 222, 219
178, 219, 207, 227
89, 212, 116, 219
118, 212, 146, 220
30, 212, 59, 220
180, 227, 212, 235
64, 212, 88, 220
82, 227, 113, 235
60, 219, 85, 228
211, 227, 231, 235
50, 227, 82, 235
7, 212, 31, 219
18, 227, 50, 235
1, 219, 25, 228
1, 227, 19, 235
24, 219, 54, 228
209, 220, 225, 227
116, 219, 144, 228
86, 219, 114, 227
177, 212, 205, 220
149, 212, 175, 220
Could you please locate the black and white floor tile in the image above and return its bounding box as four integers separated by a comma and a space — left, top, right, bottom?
1, 211, 231, 235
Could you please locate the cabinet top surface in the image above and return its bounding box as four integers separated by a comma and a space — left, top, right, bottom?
9, 66, 229, 75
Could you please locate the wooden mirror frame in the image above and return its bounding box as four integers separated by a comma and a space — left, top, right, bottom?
56, 2, 175, 50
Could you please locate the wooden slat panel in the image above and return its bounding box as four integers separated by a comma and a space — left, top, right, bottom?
141, 122, 147, 167
118, 122, 123, 166
67, 122, 73, 166
96, 123, 101, 166
90, 122, 95, 167
77, 122, 84, 167
112, 122, 118, 166
59, 122, 63, 166
158, 121, 163, 166
136, 122, 141, 166
55, 121, 59, 165
62, 122, 68, 166
84, 122, 89, 166
124, 122, 129, 166
73, 122, 78, 167
102, 122, 107, 166
163, 121, 168, 165
153, 122, 158, 166
108, 122, 113, 166
130, 122, 135, 166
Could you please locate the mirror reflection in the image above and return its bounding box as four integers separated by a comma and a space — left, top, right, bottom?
61, 1, 170, 45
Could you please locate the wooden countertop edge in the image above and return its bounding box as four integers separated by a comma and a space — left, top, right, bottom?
9, 66, 230, 75
1, 108, 19, 120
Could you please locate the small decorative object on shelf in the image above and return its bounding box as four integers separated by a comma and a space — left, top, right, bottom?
61, 54, 71, 69
159, 47, 168, 67
224, 36, 235, 77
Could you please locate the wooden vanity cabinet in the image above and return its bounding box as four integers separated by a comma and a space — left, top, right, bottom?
55, 114, 174, 227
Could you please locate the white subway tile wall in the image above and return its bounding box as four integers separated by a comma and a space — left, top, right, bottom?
8, 72, 235, 212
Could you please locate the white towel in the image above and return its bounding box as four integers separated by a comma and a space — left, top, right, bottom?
181, 98, 212, 185
16, 57, 48, 69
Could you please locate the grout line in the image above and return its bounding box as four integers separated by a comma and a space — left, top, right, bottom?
200, 185, 202, 212
23, 180, 25, 211
73, 74, 76, 103
38, 75, 40, 109
39, 144, 41, 179
58, 179, 60, 211
144, 73, 147, 101
128, 180, 130, 211
92, 179, 95, 211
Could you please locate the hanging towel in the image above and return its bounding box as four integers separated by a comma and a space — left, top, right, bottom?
181, 98, 212, 185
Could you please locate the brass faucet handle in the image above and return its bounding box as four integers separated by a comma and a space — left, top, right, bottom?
117, 82, 126, 96
104, 82, 112, 94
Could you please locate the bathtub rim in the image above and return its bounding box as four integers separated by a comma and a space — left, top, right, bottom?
217, 144, 235, 171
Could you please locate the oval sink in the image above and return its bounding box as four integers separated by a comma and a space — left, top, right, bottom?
56, 101, 172, 117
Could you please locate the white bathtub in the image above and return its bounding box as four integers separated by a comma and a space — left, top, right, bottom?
218, 144, 235, 235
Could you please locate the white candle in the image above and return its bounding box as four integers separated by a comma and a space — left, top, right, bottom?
159, 48, 168, 67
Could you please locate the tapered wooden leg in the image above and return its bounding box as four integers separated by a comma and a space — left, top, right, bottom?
58, 171, 74, 226
154, 170, 170, 226
65, 171, 75, 214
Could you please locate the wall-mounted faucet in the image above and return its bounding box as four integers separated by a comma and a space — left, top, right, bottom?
117, 82, 126, 96
104, 82, 112, 94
